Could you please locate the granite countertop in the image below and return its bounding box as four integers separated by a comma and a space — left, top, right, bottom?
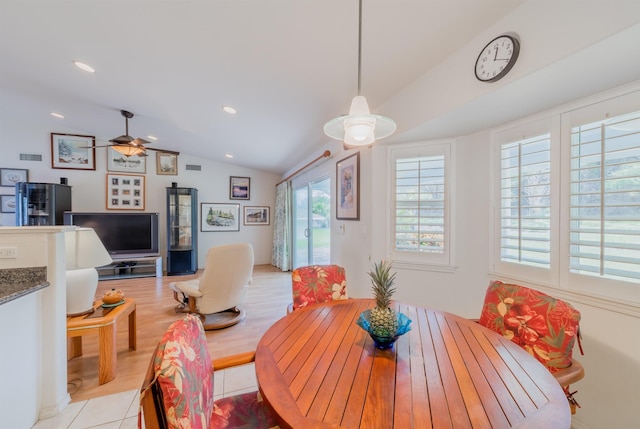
0, 267, 49, 305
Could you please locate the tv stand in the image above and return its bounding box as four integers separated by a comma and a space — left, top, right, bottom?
97, 256, 162, 280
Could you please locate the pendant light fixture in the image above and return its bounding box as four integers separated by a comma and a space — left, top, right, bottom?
324, 0, 396, 147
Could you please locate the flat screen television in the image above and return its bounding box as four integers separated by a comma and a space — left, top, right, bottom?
64, 211, 160, 259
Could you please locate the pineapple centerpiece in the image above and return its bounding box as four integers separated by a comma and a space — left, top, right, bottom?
357, 260, 412, 349
368, 260, 399, 338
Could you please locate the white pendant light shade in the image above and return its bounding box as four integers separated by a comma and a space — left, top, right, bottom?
324, 96, 396, 147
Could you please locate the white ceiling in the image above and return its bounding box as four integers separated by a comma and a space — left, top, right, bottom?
1, 1, 639, 176
0, 0, 525, 174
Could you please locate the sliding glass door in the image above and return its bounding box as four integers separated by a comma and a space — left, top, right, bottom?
293, 176, 330, 268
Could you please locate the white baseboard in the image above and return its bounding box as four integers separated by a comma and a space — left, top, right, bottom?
38, 393, 71, 419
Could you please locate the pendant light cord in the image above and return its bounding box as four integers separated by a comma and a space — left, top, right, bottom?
357, 0, 362, 96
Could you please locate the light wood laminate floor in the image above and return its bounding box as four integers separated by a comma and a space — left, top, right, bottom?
67, 264, 292, 402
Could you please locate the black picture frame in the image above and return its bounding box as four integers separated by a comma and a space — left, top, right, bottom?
229, 176, 250, 200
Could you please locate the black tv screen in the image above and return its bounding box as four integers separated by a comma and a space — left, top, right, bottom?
64, 212, 159, 259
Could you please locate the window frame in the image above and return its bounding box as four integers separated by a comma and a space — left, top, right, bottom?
490, 85, 640, 307
491, 116, 559, 286
559, 90, 640, 303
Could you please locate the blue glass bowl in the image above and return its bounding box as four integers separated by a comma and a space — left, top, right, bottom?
356, 309, 412, 349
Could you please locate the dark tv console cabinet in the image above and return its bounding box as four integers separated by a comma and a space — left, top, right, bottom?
96, 256, 162, 280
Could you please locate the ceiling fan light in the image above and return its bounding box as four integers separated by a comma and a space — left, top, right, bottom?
112, 145, 145, 157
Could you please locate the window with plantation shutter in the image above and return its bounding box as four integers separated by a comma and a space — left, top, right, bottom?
500, 134, 551, 268
391, 143, 451, 267
569, 110, 640, 283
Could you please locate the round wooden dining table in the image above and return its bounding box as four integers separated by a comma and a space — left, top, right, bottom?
255, 298, 570, 429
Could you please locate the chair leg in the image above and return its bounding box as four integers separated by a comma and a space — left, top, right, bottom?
564, 386, 580, 414
172, 291, 190, 313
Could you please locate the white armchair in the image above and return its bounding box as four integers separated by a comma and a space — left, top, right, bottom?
169, 243, 254, 329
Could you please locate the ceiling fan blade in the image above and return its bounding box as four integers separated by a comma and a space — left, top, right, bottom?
143, 147, 180, 155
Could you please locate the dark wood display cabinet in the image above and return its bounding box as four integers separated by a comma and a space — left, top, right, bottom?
166, 186, 198, 275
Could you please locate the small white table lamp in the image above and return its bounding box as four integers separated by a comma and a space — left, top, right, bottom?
65, 227, 113, 316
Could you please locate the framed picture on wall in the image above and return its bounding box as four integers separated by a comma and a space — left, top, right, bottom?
107, 147, 146, 173
156, 151, 178, 175
243, 206, 270, 225
336, 152, 359, 220
0, 195, 16, 213
51, 133, 96, 170
201, 203, 240, 232
229, 176, 250, 200
0, 168, 28, 187
106, 173, 145, 210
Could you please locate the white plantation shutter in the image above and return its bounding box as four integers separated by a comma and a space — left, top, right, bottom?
569, 111, 640, 283
391, 143, 451, 266
500, 134, 551, 268
395, 156, 445, 252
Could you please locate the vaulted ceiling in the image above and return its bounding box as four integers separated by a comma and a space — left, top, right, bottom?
1, 1, 638, 175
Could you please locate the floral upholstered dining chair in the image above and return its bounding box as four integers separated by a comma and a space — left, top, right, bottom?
478, 280, 585, 413
288, 265, 349, 312
139, 314, 279, 429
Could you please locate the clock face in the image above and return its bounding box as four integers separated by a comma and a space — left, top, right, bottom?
475, 35, 520, 82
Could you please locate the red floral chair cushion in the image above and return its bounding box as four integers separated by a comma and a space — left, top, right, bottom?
479, 280, 581, 372
141, 314, 278, 429
291, 265, 348, 311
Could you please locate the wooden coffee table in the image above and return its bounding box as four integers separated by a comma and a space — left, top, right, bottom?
67, 298, 136, 385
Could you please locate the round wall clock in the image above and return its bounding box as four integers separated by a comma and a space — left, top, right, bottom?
474, 34, 520, 83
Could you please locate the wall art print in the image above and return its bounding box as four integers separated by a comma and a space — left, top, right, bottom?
106, 173, 145, 210
336, 152, 359, 220
201, 202, 240, 232
107, 146, 146, 173
51, 133, 96, 170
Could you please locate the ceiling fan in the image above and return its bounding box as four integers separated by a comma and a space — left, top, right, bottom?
91, 110, 178, 157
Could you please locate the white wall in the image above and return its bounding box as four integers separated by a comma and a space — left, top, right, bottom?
0, 116, 280, 266
0, 227, 69, 429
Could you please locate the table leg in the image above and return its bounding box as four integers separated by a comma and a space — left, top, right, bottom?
129, 307, 137, 350
98, 324, 117, 385
68, 337, 82, 360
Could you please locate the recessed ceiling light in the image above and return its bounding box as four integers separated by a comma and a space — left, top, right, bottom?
225, 153, 234, 158
51, 112, 64, 119
147, 135, 158, 141
222, 106, 237, 115
73, 61, 95, 73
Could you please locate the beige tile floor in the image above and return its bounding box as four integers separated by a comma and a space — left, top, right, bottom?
32, 363, 259, 429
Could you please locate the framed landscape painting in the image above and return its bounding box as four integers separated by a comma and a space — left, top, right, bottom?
201, 203, 240, 232
243, 206, 270, 225
229, 176, 250, 200
51, 133, 96, 170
